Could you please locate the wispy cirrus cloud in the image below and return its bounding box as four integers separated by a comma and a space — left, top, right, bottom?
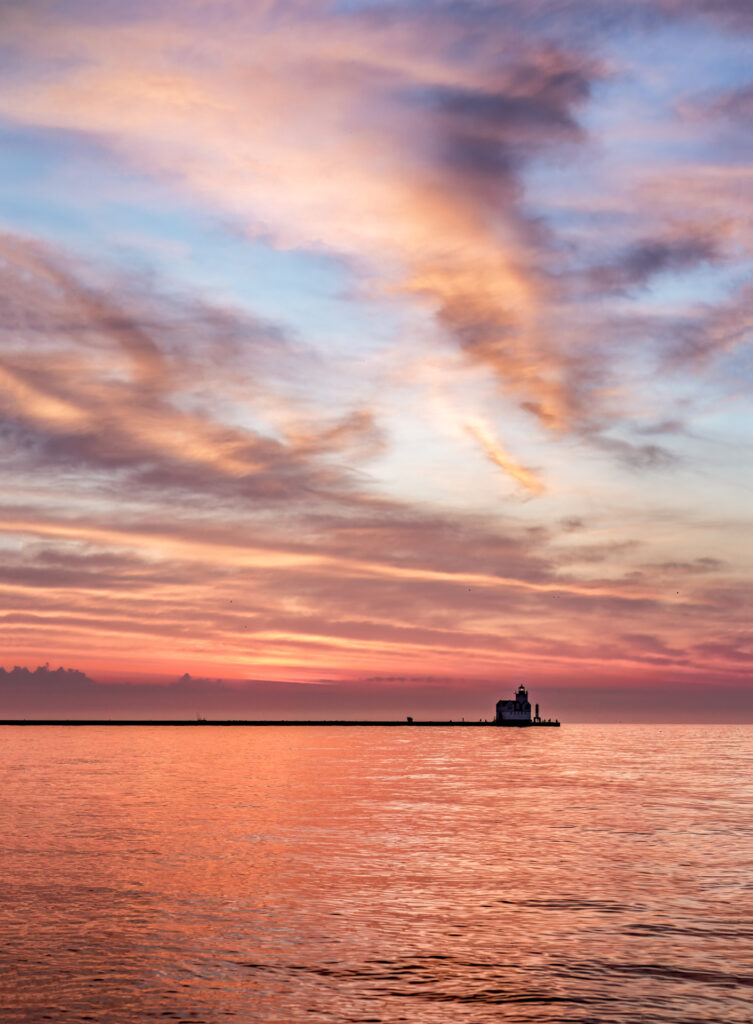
0, 4, 608, 431
0, 232, 383, 506
1, 0, 751, 443
464, 418, 546, 495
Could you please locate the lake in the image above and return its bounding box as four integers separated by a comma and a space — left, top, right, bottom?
2, 724, 751, 1023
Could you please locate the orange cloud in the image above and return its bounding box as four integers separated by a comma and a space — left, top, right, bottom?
0, 6, 599, 429
464, 418, 546, 495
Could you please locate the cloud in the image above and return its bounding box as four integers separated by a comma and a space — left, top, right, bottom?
0, 5, 602, 430
588, 434, 677, 470
0, 232, 386, 508
0, 226, 746, 688
642, 557, 726, 575
0, 484, 744, 686
586, 233, 720, 295
1, 0, 750, 447
464, 418, 546, 495
697, 82, 753, 125
660, 281, 753, 368
3, 661, 753, 721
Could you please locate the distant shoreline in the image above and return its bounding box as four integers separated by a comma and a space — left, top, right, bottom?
0, 719, 560, 727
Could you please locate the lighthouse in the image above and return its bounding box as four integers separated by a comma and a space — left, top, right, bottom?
495, 684, 532, 725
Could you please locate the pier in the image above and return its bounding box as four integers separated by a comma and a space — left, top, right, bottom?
0, 717, 559, 726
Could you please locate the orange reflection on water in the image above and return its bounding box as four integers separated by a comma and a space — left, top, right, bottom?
2, 724, 752, 1022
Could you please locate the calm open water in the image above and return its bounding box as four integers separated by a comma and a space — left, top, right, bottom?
1, 724, 751, 1024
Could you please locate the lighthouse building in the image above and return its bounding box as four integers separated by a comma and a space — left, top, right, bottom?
495, 685, 532, 725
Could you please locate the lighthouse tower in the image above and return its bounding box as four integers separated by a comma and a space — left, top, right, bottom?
495, 685, 532, 725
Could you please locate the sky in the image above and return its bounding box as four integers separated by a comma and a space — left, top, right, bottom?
1, 0, 752, 720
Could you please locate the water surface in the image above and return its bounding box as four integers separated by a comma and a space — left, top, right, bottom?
2, 724, 751, 1022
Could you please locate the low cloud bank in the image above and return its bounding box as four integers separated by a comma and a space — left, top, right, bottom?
1, 666, 751, 723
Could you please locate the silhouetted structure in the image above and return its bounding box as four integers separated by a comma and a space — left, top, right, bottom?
495, 686, 559, 727
496, 684, 532, 724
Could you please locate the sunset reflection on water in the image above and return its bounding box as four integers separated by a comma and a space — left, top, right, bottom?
2, 725, 752, 1023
